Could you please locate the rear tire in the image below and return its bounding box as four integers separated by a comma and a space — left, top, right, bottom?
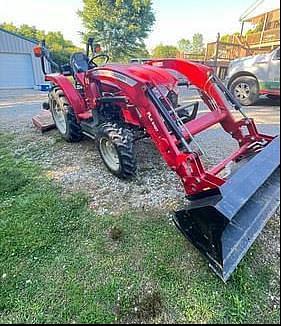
49, 88, 82, 142
229, 76, 259, 106
97, 123, 137, 179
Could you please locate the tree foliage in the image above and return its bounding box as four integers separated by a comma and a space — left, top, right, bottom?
220, 34, 232, 43
220, 32, 241, 43
246, 22, 264, 35
152, 44, 178, 58
220, 23, 264, 43
152, 33, 205, 59
78, 0, 155, 62
0, 22, 82, 65
44, 32, 82, 66
177, 38, 192, 53
192, 33, 204, 54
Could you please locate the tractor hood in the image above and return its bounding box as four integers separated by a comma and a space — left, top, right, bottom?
93, 64, 179, 91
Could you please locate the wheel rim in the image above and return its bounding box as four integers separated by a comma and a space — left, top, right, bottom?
99, 138, 120, 172
234, 83, 251, 101
53, 102, 67, 134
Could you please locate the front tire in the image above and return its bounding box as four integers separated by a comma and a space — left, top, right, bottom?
49, 88, 82, 142
229, 76, 259, 106
97, 123, 137, 179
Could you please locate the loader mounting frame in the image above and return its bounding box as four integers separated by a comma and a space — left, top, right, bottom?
72, 59, 275, 197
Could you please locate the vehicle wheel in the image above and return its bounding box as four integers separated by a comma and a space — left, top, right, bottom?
49, 88, 82, 142
97, 123, 137, 179
229, 76, 259, 106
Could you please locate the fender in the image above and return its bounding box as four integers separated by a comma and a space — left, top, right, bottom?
45, 74, 87, 115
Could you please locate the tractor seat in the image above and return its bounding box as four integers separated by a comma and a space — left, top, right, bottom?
70, 52, 89, 74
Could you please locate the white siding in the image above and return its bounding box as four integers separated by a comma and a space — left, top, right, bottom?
0, 29, 49, 88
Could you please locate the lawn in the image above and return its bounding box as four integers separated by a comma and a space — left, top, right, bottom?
0, 132, 280, 324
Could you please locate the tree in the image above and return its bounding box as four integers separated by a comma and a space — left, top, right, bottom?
220, 32, 240, 43
132, 43, 150, 59
0, 22, 82, 66
220, 34, 232, 43
78, 0, 155, 62
0, 23, 42, 42
17, 24, 38, 40
246, 22, 264, 36
44, 32, 81, 66
152, 44, 178, 58
177, 38, 192, 53
0, 22, 18, 34
192, 33, 204, 54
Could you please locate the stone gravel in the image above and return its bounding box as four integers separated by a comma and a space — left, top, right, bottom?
0, 90, 280, 219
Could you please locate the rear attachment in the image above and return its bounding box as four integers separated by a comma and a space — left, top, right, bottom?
174, 136, 280, 282
32, 109, 56, 132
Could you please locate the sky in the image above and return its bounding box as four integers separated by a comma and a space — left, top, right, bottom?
0, 0, 279, 50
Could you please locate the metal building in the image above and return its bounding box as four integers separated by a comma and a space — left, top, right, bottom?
0, 28, 47, 89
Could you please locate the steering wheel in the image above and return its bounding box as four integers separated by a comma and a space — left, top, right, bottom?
89, 54, 110, 67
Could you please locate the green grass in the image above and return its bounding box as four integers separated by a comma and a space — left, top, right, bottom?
0, 133, 279, 324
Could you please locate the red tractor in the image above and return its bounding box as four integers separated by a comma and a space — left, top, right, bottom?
34, 39, 280, 282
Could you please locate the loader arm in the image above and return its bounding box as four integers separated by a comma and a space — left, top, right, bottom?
90, 61, 275, 196
91, 61, 280, 281
145, 59, 280, 281
90, 65, 227, 195
147, 59, 274, 144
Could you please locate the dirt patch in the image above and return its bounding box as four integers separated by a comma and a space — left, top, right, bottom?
117, 284, 163, 324
132, 289, 163, 322
109, 226, 124, 241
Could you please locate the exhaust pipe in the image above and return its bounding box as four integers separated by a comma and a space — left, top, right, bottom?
174, 136, 280, 282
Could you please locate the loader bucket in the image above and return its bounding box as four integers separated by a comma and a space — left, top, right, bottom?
174, 136, 280, 282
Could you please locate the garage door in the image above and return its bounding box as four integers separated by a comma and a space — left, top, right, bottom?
0, 53, 34, 89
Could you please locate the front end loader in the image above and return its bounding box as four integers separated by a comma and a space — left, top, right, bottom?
33, 40, 280, 281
